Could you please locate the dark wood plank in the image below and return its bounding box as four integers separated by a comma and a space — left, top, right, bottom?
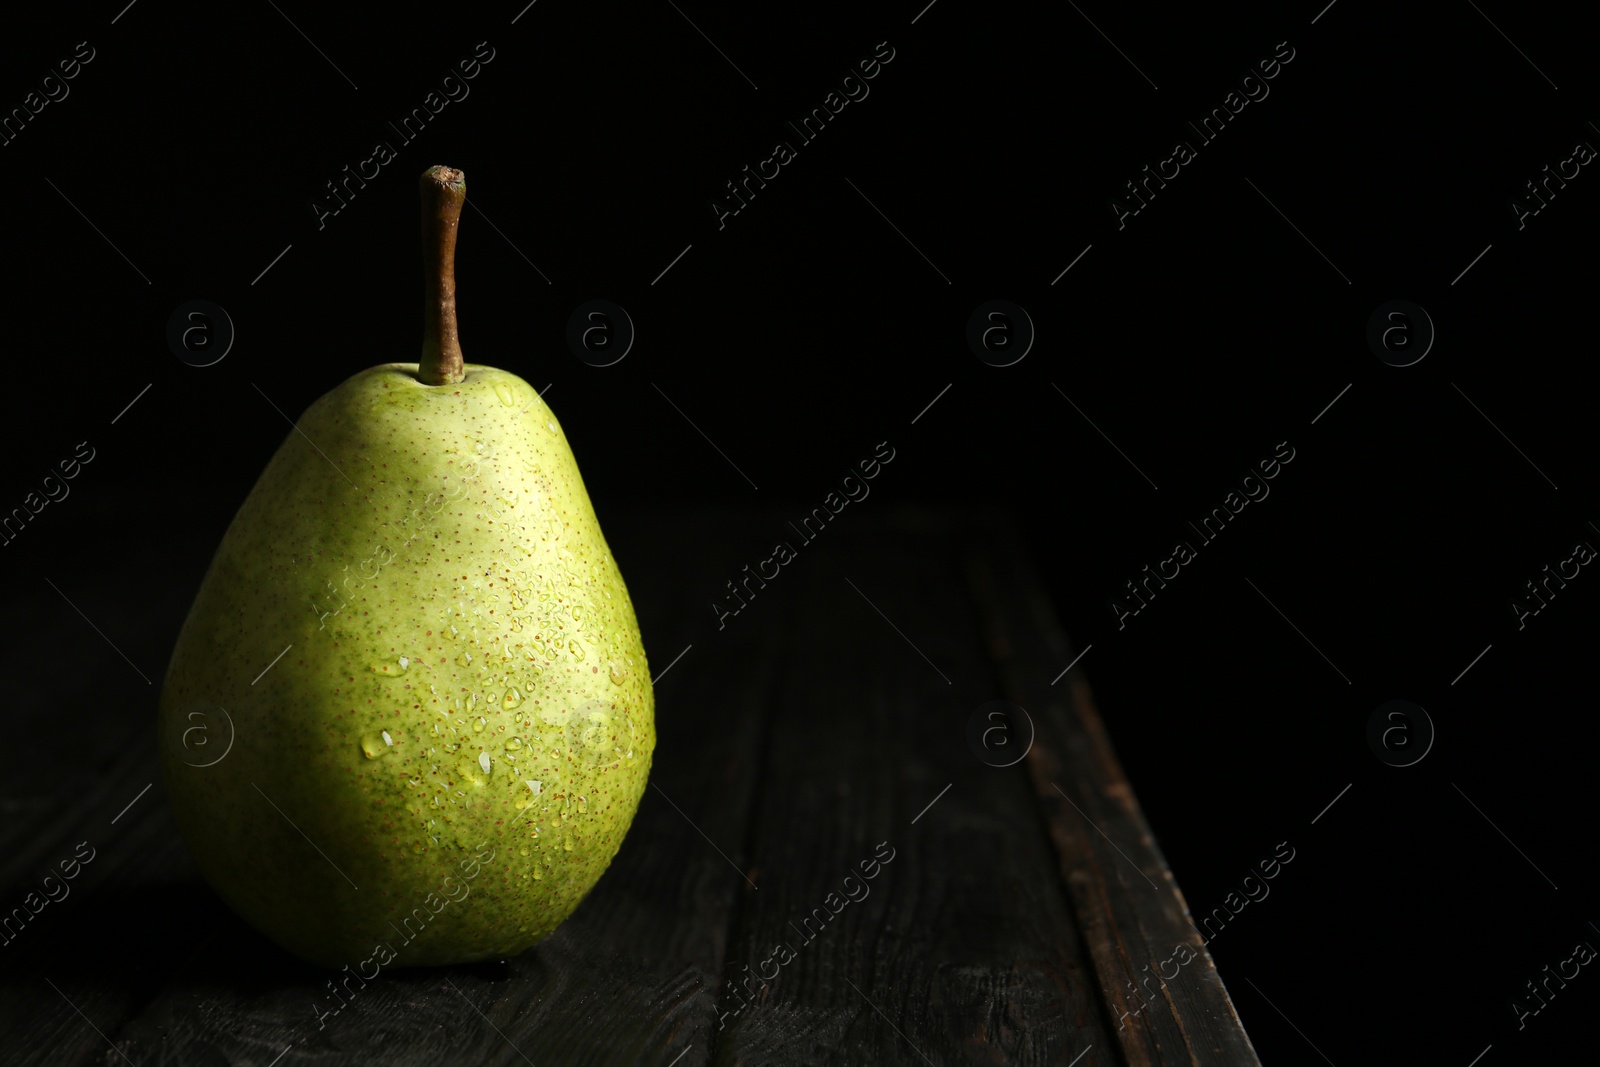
0, 732, 203, 1067
0, 557, 205, 1063
2, 508, 1255, 1066
963, 515, 1262, 1067
710, 510, 1114, 1065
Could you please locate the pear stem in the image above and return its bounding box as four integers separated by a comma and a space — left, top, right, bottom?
418, 165, 466, 386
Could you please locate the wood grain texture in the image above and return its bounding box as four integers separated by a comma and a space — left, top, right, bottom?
963, 514, 1262, 1067
709, 511, 1112, 1067
0, 509, 1258, 1066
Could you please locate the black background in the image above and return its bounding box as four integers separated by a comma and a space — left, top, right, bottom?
4, 0, 1598, 1062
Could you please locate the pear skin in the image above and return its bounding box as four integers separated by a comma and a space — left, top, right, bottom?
160, 365, 653, 966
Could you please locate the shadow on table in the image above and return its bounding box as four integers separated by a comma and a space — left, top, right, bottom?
0, 876, 522, 992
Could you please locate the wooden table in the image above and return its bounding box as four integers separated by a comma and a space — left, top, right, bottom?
0, 508, 1259, 1065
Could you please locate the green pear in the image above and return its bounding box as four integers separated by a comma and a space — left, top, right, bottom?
158, 166, 654, 968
